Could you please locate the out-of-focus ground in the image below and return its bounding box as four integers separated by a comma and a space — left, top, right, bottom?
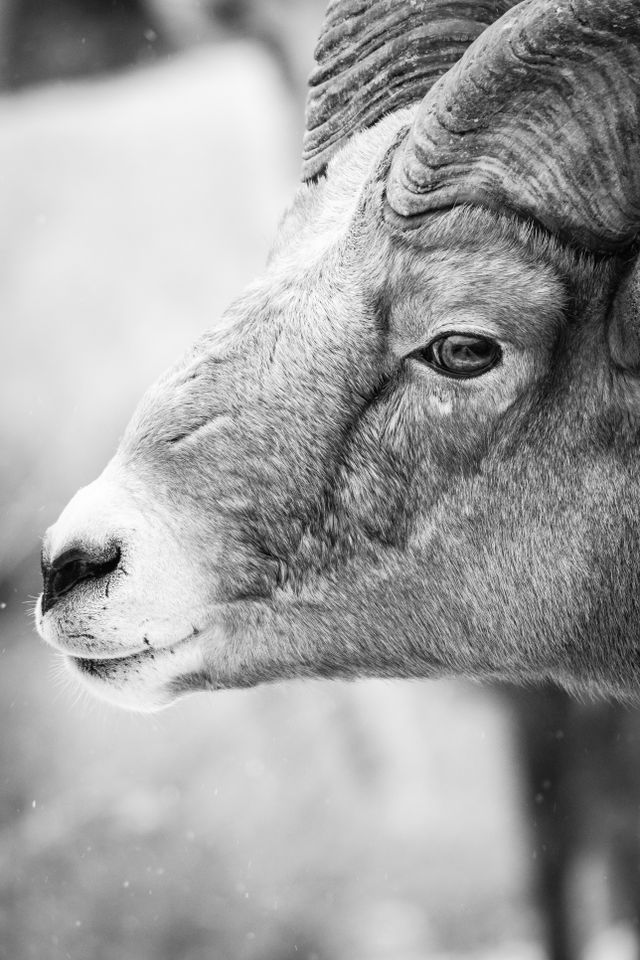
0, 4, 636, 959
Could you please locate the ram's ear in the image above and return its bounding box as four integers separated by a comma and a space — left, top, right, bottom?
608, 257, 640, 373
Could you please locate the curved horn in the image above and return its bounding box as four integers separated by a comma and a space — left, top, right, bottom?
302, 0, 518, 182
387, 0, 640, 252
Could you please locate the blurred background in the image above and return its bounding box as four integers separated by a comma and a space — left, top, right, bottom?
1, 3, 639, 959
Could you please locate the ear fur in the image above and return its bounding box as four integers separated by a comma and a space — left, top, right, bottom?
608, 255, 640, 372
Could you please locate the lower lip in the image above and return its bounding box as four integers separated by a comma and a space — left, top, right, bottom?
67, 634, 193, 677
69, 648, 150, 677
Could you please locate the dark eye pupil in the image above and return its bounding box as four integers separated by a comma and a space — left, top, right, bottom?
420, 334, 501, 378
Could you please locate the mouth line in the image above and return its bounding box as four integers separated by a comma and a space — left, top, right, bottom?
70, 651, 146, 677
66, 632, 196, 671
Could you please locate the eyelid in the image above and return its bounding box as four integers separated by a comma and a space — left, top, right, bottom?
418, 331, 502, 372
398, 325, 504, 361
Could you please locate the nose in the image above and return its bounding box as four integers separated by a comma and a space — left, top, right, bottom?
41, 543, 121, 615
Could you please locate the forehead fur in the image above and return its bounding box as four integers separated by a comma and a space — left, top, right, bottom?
270, 108, 416, 269
276, 104, 609, 332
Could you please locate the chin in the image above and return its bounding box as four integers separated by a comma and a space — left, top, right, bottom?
63, 642, 213, 712
37, 594, 215, 712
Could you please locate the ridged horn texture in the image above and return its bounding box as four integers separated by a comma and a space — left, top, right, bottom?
302, 0, 518, 182
387, 0, 640, 252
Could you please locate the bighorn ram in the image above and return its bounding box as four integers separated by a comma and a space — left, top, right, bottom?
37, 0, 640, 711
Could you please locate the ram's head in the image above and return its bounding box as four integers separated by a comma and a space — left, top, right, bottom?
37, 0, 640, 709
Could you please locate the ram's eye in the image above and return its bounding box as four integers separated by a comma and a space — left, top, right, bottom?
413, 333, 502, 379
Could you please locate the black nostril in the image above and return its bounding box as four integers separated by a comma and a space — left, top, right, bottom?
41, 543, 121, 615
